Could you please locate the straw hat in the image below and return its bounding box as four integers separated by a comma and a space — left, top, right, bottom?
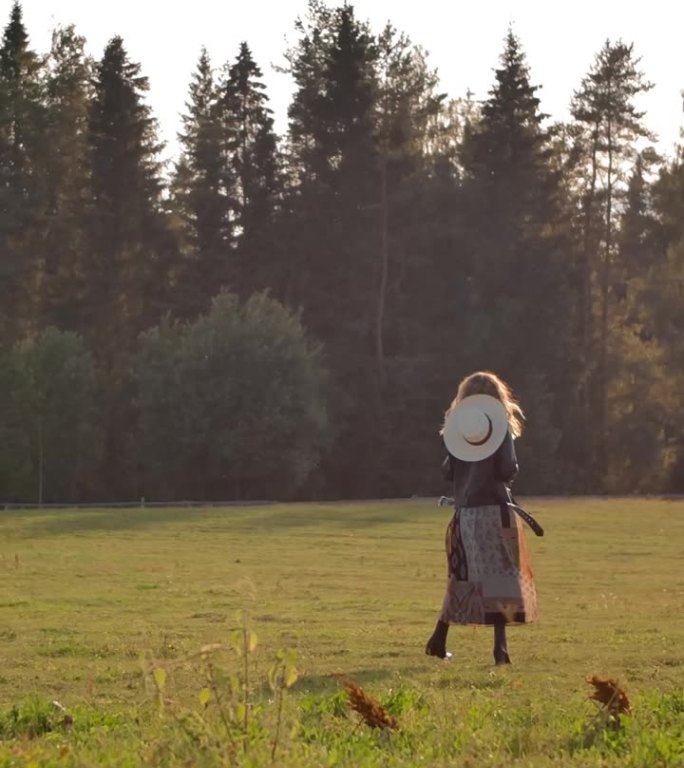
442, 394, 509, 462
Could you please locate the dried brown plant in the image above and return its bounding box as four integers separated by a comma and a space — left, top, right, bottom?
333, 674, 398, 730
587, 675, 632, 717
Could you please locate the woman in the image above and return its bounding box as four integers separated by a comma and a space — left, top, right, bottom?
425, 371, 539, 665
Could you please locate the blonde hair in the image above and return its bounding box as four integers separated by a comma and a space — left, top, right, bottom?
441, 371, 525, 438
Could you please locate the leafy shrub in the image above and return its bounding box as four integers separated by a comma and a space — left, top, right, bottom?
0, 328, 102, 503
134, 291, 329, 500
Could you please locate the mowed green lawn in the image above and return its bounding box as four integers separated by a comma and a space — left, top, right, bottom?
0, 499, 683, 766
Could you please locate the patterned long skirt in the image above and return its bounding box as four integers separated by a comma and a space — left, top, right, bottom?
439, 505, 538, 626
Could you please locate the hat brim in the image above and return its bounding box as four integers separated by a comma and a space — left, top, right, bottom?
443, 394, 509, 462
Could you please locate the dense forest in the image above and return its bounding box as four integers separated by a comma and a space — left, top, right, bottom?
1, 0, 683, 503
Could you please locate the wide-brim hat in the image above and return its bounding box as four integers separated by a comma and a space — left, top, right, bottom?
442, 394, 509, 462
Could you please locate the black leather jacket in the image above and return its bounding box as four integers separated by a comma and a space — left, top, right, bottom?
442, 430, 518, 508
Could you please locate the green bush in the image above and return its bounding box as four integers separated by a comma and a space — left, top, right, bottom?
0, 328, 102, 503
134, 291, 329, 499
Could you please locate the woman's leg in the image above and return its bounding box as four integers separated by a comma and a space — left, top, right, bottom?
493, 620, 511, 664
425, 619, 451, 659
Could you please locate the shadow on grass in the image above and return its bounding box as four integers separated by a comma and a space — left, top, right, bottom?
295, 665, 428, 696
3, 500, 430, 539
2, 506, 224, 538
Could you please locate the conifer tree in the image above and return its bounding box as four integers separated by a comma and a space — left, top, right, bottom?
86, 36, 171, 495
38, 25, 93, 332
570, 40, 655, 483
219, 42, 281, 296
86, 35, 168, 372
460, 29, 577, 489
282, 2, 383, 495
0, 1, 43, 339
170, 47, 231, 317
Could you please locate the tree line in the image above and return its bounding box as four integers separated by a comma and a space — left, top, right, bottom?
1, 0, 683, 503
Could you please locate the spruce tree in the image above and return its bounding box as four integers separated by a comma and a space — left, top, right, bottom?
373, 24, 444, 374
460, 29, 577, 490
284, 2, 377, 331
86, 35, 167, 372
86, 36, 170, 496
219, 42, 281, 296
0, 1, 43, 340
570, 40, 655, 485
283, 2, 382, 496
170, 47, 231, 317
38, 25, 93, 332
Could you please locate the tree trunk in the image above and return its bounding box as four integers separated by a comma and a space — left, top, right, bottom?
375, 155, 389, 383
581, 129, 599, 368
580, 127, 599, 484
597, 114, 614, 488
37, 417, 44, 506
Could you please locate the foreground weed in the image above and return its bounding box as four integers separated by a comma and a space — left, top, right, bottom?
580, 674, 632, 748
561, 675, 633, 756
145, 611, 298, 766
268, 648, 298, 762
333, 675, 398, 731
587, 675, 632, 719
0, 695, 70, 740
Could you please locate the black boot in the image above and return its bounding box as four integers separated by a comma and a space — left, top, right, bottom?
493, 621, 511, 665
425, 619, 451, 659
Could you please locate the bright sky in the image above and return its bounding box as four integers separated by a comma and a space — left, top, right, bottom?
17, 0, 684, 168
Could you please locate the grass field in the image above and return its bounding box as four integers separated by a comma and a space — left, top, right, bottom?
0, 498, 683, 766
